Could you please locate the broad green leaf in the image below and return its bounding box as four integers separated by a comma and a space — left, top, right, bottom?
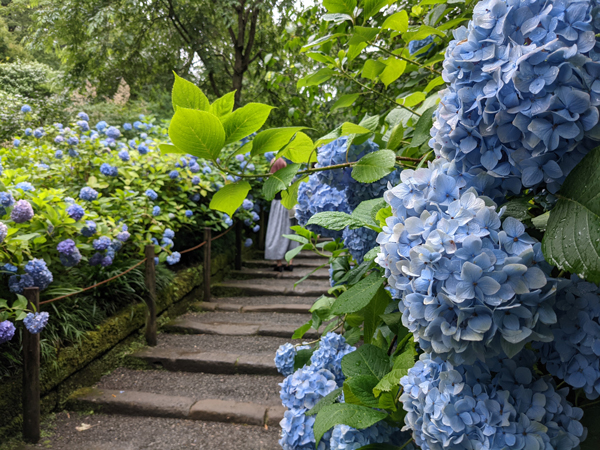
438, 17, 469, 31
221, 103, 274, 145
323, 0, 357, 14
359, 115, 381, 132
348, 42, 368, 61
322, 13, 354, 23
343, 375, 380, 407
294, 347, 316, 370
209, 91, 236, 117
419, 0, 446, 5
169, 108, 225, 159
297, 68, 336, 88
279, 133, 315, 163
363, 246, 381, 261
341, 344, 390, 379
376, 205, 392, 227
307, 211, 364, 231
348, 27, 380, 46
282, 176, 308, 209
403, 25, 445, 41
314, 403, 387, 445
397, 92, 426, 108
338, 260, 374, 285
208, 181, 251, 216
381, 10, 408, 32
543, 146, 600, 282
172, 73, 209, 111
342, 122, 373, 136
361, 60, 387, 80
301, 33, 346, 52
374, 339, 416, 396
251, 127, 306, 157
332, 93, 361, 110
362, 286, 390, 344
331, 273, 385, 314
532, 212, 550, 231
380, 58, 406, 87
352, 150, 396, 183
307, 388, 343, 416
387, 124, 405, 150
158, 143, 185, 155
362, 0, 389, 20
425, 76, 445, 93
380, 312, 403, 335
293, 320, 313, 339
501, 196, 533, 221
286, 243, 308, 262
262, 163, 301, 201
306, 52, 337, 64
410, 106, 436, 148
351, 198, 386, 228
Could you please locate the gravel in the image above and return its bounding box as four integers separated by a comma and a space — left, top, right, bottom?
180, 311, 311, 326
213, 296, 318, 306
156, 334, 301, 354
96, 368, 283, 406
24, 412, 280, 450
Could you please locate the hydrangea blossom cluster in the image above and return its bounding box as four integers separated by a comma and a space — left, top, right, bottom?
330, 422, 415, 450
0, 222, 7, 244
9, 258, 54, 293
0, 320, 16, 344
275, 343, 310, 377
11, 200, 34, 223
378, 165, 555, 364
66, 204, 85, 221
166, 251, 181, 265
400, 352, 587, 450
24, 312, 50, 334
342, 227, 378, 264
538, 276, 600, 400
81, 220, 97, 237
57, 239, 82, 267
100, 163, 118, 177
79, 187, 98, 201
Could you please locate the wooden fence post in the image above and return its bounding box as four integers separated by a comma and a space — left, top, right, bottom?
23, 287, 40, 444
204, 227, 212, 302
235, 220, 243, 271
144, 245, 157, 346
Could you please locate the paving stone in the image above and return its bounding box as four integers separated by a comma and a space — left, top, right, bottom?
257, 323, 320, 339
230, 267, 329, 280
265, 405, 286, 426
189, 399, 267, 426
165, 317, 261, 336
243, 259, 324, 269
213, 278, 330, 297
181, 311, 310, 326
212, 295, 317, 306
70, 388, 194, 419
156, 333, 296, 354
194, 302, 311, 314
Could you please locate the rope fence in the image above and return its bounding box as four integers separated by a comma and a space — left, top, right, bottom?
21, 223, 237, 444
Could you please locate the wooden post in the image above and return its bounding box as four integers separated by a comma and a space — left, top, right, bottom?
204, 227, 212, 302
258, 209, 266, 251
235, 220, 243, 270
23, 287, 40, 444
144, 245, 157, 346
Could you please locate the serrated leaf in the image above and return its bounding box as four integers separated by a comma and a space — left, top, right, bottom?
341, 344, 390, 379
382, 10, 408, 32
373, 340, 415, 396
380, 58, 406, 88
314, 403, 387, 446
168, 108, 225, 159
352, 150, 396, 183
343, 375, 380, 407
331, 273, 385, 315
410, 106, 436, 148
501, 197, 532, 221
209, 91, 236, 117
307, 211, 364, 231
262, 163, 300, 201
208, 181, 251, 216
172, 73, 209, 111
221, 103, 274, 145
352, 198, 387, 229
307, 388, 343, 416
332, 93, 361, 110
543, 147, 600, 283
251, 127, 306, 157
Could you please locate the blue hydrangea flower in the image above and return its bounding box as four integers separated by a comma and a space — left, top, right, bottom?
101, 256, 113, 267
280, 366, 338, 410
185, 210, 193, 218
13, 139, 20, 147
81, 220, 97, 237
89, 252, 104, 266
163, 229, 175, 240
118, 149, 130, 162
96, 121, 108, 132
252, 225, 260, 232
137, 144, 148, 154
24, 128, 32, 136
408, 35, 434, 55
76, 120, 89, 131
79, 187, 98, 201
106, 126, 120, 139
0, 192, 14, 208
169, 170, 179, 179
66, 204, 85, 221
0, 320, 16, 344
275, 343, 311, 376
0, 222, 7, 243
68, 148, 79, 157
145, 189, 158, 201
25, 259, 53, 290
279, 409, 331, 450
152, 206, 161, 216
330, 422, 414, 450
191, 176, 200, 186
342, 227, 378, 264
242, 199, 254, 210
11, 200, 34, 223
116, 231, 130, 242
162, 237, 174, 249
54, 135, 64, 144
244, 238, 253, 247
54, 150, 63, 159
93, 236, 111, 251
33, 128, 44, 139
235, 154, 245, 162
100, 163, 118, 177
67, 136, 79, 146
57, 239, 82, 267
23, 312, 49, 334
21, 105, 31, 113
223, 214, 233, 227
123, 123, 132, 131
133, 121, 143, 130
14, 182, 34, 192
77, 112, 89, 121
310, 333, 356, 385
166, 252, 181, 265
264, 151, 275, 161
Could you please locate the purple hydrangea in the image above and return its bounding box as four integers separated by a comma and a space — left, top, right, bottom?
0, 320, 16, 344
25, 259, 53, 290
93, 236, 111, 251
116, 231, 130, 242
66, 204, 85, 221
11, 200, 34, 223
81, 220, 97, 237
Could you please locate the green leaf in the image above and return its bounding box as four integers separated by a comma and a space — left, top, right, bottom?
425, 76, 445, 93
323, 0, 357, 14
221, 103, 274, 145
307, 211, 364, 231
282, 176, 308, 209
292, 320, 313, 339
387, 124, 405, 151
381, 10, 408, 32
341, 122, 373, 136
543, 146, 600, 282
532, 212, 550, 231
209, 91, 236, 117
251, 127, 306, 157
341, 344, 390, 379
362, 0, 389, 20
403, 25, 445, 41
343, 375, 380, 407
208, 181, 251, 217
374, 339, 415, 396
501, 197, 532, 221
348, 27, 380, 46
314, 403, 387, 446
297, 68, 336, 88
286, 243, 307, 262
380, 58, 407, 88
352, 150, 396, 183
168, 108, 225, 159
279, 133, 315, 163
262, 163, 300, 201
305, 52, 336, 64
301, 33, 346, 52
294, 347, 316, 370
351, 198, 387, 229
332, 93, 361, 110
158, 143, 185, 155
363, 246, 381, 262
362, 286, 390, 344
307, 388, 343, 416
410, 106, 436, 148
397, 92, 426, 108
361, 60, 387, 80
331, 273, 385, 314
172, 73, 209, 111
322, 13, 354, 23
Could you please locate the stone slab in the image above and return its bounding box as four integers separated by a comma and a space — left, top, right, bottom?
189, 399, 267, 426
243, 259, 325, 269
257, 323, 318, 339
241, 304, 312, 314
165, 318, 260, 336
213, 279, 330, 297
265, 405, 286, 426
235, 354, 279, 375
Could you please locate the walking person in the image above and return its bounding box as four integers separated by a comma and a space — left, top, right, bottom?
265, 158, 298, 272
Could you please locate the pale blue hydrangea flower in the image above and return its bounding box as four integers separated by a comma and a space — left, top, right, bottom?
152, 206, 161, 216
166, 252, 181, 265
81, 220, 97, 237
0, 320, 16, 344
0, 222, 7, 243
244, 238, 253, 247
79, 187, 98, 201
21, 105, 32, 113
14, 182, 34, 192
24, 312, 49, 334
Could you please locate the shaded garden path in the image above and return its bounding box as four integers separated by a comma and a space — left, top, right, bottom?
24, 252, 329, 449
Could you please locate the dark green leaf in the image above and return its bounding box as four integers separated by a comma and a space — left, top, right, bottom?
307, 211, 364, 231
262, 163, 300, 201
352, 150, 396, 183
339, 259, 374, 285
294, 347, 316, 370
363, 246, 381, 262
331, 272, 384, 314
314, 403, 387, 445
581, 403, 600, 450
374, 339, 415, 395
362, 286, 390, 344
410, 106, 436, 148
501, 196, 533, 221
307, 388, 343, 416
341, 344, 390, 379
343, 375, 380, 407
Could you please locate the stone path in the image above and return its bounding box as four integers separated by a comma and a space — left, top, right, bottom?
26, 250, 329, 449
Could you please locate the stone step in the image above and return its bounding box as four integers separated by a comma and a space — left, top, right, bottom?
244, 258, 325, 269
131, 347, 281, 375
230, 267, 330, 280
255, 250, 328, 259
69, 388, 285, 427
213, 295, 319, 306
195, 301, 313, 314
212, 278, 330, 297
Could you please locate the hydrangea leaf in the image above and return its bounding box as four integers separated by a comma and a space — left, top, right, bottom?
209, 91, 236, 118
293, 347, 315, 370
341, 122, 372, 136
278, 133, 315, 163
208, 181, 250, 217
343, 375, 380, 407
314, 403, 387, 446
221, 103, 274, 145
306, 387, 343, 416
380, 58, 407, 88
332, 93, 361, 110
307, 211, 364, 231
297, 68, 335, 88
168, 108, 225, 160
262, 163, 300, 201
172, 73, 209, 112
348, 27, 380, 46
409, 106, 436, 148
341, 343, 390, 379
332, 273, 385, 314
363, 246, 380, 261
362, 285, 390, 344
292, 320, 313, 340
281, 176, 308, 209
351, 150, 396, 183
542, 146, 600, 283
361, 60, 387, 80
382, 10, 408, 32
362, 0, 389, 20
351, 198, 387, 229
250, 127, 306, 157
158, 143, 185, 155
323, 0, 357, 14
373, 340, 416, 396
